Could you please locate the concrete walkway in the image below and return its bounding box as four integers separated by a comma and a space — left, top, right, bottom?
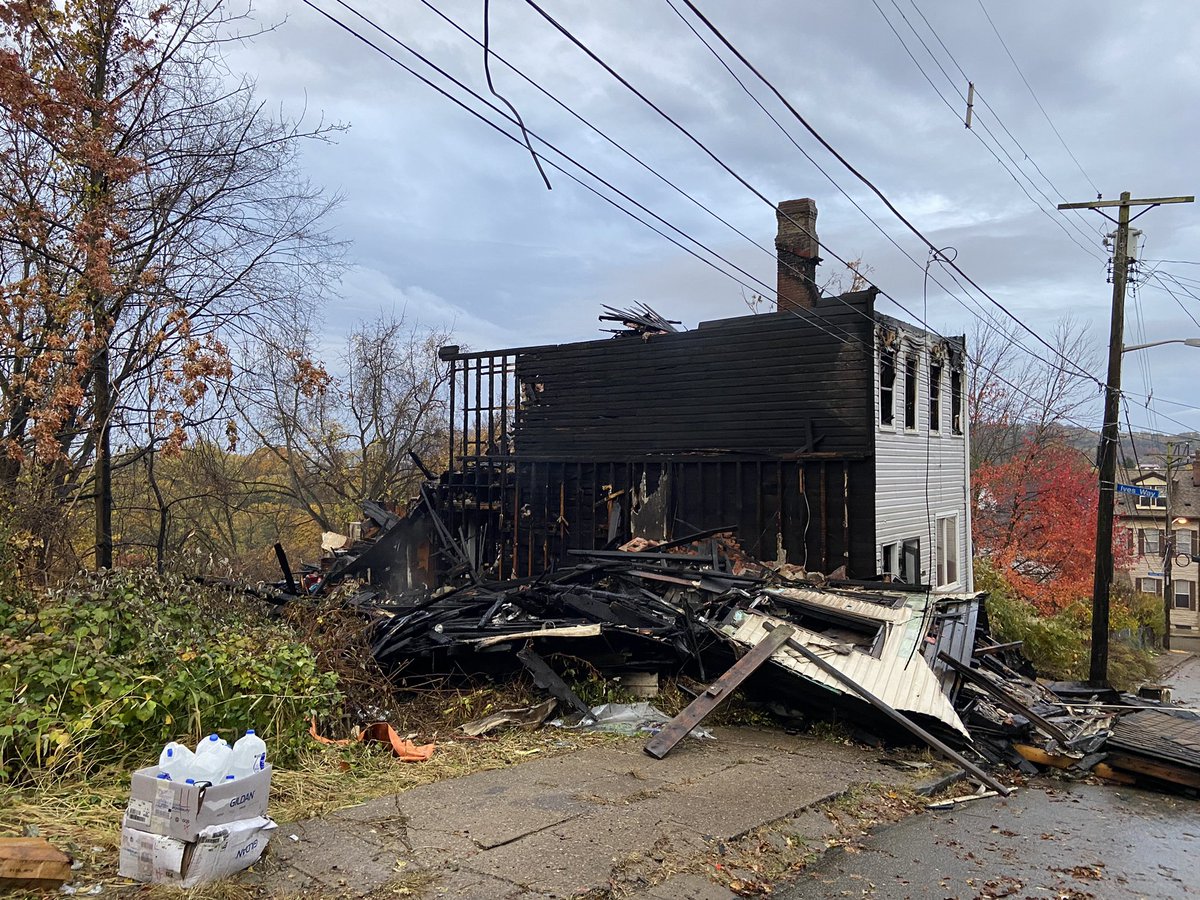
247, 727, 945, 900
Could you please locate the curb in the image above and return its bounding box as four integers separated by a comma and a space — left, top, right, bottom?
915, 768, 966, 796
1158, 651, 1196, 681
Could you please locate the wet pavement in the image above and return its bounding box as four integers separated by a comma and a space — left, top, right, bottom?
780, 778, 1200, 899
1165, 652, 1200, 706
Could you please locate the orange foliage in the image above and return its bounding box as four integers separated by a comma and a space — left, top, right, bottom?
973, 439, 1132, 614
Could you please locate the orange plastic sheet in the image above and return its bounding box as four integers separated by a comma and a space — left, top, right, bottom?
310, 718, 435, 762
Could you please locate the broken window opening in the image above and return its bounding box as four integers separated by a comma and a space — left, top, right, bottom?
881, 542, 899, 577
900, 537, 921, 585
904, 354, 918, 431
880, 349, 896, 426
929, 362, 942, 432
951, 369, 963, 435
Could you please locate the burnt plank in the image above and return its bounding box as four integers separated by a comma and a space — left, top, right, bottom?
644, 624, 796, 760
937, 652, 1072, 745
516, 646, 591, 719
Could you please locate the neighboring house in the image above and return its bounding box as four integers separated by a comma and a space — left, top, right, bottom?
419, 198, 973, 591
1118, 461, 1200, 648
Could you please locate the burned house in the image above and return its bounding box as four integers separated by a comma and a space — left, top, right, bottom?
413, 198, 972, 593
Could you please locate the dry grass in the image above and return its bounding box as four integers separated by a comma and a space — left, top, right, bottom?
0, 706, 623, 899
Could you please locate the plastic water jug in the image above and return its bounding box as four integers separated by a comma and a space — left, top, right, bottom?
227, 729, 268, 780
191, 733, 232, 785
157, 741, 195, 781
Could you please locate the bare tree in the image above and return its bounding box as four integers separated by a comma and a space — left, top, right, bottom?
239, 312, 452, 533
968, 315, 1099, 470
0, 0, 343, 569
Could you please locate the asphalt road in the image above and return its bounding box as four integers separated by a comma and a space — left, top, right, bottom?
780, 778, 1200, 899
1165, 651, 1200, 706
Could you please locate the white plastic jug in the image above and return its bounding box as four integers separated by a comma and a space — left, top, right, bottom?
157, 741, 195, 781
227, 729, 268, 780
191, 733, 232, 785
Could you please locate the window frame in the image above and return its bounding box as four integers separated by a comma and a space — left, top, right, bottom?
1143, 527, 1162, 556
879, 348, 896, 427
1175, 529, 1194, 557
1173, 580, 1196, 610
950, 369, 963, 435
929, 361, 942, 433
935, 515, 959, 588
900, 537, 921, 585
904, 353, 919, 431
1140, 577, 1163, 596
881, 542, 899, 577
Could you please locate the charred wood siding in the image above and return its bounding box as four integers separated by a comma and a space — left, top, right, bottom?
513, 296, 875, 457
498, 457, 873, 579
439, 291, 880, 579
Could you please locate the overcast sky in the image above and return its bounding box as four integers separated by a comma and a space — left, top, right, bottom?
226, 0, 1200, 435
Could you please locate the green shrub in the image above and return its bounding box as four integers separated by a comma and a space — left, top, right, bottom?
0, 570, 340, 782
975, 558, 1159, 691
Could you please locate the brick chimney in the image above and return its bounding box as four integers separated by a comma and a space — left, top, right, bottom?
775, 198, 822, 312
1192, 450, 1200, 486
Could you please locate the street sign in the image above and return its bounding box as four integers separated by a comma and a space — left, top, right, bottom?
1148, 571, 1164, 578
1116, 483, 1160, 499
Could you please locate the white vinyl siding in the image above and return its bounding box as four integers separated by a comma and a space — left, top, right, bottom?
874, 328, 971, 591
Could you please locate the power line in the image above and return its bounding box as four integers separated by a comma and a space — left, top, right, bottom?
298, 0, 857, 347
669, 0, 1104, 391
304, 0, 1120, 447
974, 0, 1102, 198
878, 0, 1105, 253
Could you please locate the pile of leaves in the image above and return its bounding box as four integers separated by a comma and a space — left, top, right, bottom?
0, 570, 340, 782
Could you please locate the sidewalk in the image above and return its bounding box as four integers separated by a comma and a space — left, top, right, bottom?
246, 727, 948, 899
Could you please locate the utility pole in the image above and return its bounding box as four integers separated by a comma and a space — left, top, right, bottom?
1161, 439, 1191, 651
1058, 191, 1194, 686
1164, 441, 1174, 652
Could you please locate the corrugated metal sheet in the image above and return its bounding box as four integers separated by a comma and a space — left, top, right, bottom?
924, 596, 981, 696
725, 604, 969, 737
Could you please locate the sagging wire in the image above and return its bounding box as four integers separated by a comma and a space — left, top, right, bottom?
482, 0, 551, 189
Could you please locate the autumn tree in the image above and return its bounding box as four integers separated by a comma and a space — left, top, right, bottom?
968, 315, 1099, 471
238, 312, 452, 534
0, 0, 341, 570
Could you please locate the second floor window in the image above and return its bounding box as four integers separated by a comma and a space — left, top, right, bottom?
904, 354, 918, 430
880, 349, 896, 426
1143, 528, 1162, 556
951, 369, 963, 435
1177, 529, 1194, 557
929, 363, 942, 432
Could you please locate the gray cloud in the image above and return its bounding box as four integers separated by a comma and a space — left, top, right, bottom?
225, 0, 1200, 433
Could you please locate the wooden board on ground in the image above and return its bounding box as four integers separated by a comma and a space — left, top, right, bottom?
0, 837, 72, 891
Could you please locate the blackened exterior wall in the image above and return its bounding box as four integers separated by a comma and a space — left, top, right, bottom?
512, 292, 877, 458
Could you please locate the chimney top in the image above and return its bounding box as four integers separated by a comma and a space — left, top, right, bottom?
775, 198, 821, 313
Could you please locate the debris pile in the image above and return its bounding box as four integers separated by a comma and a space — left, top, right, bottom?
282, 500, 1200, 797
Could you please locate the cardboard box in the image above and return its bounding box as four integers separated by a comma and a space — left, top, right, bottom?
118, 816, 275, 887
124, 764, 271, 841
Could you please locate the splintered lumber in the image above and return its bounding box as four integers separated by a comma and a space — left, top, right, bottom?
517, 646, 591, 719
1012, 743, 1076, 770
937, 651, 1071, 745
644, 624, 796, 759
771, 625, 1011, 795
0, 837, 72, 891
1105, 752, 1200, 790
1092, 762, 1138, 785
274, 541, 299, 594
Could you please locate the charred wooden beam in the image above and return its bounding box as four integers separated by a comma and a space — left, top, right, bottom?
644, 624, 796, 760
